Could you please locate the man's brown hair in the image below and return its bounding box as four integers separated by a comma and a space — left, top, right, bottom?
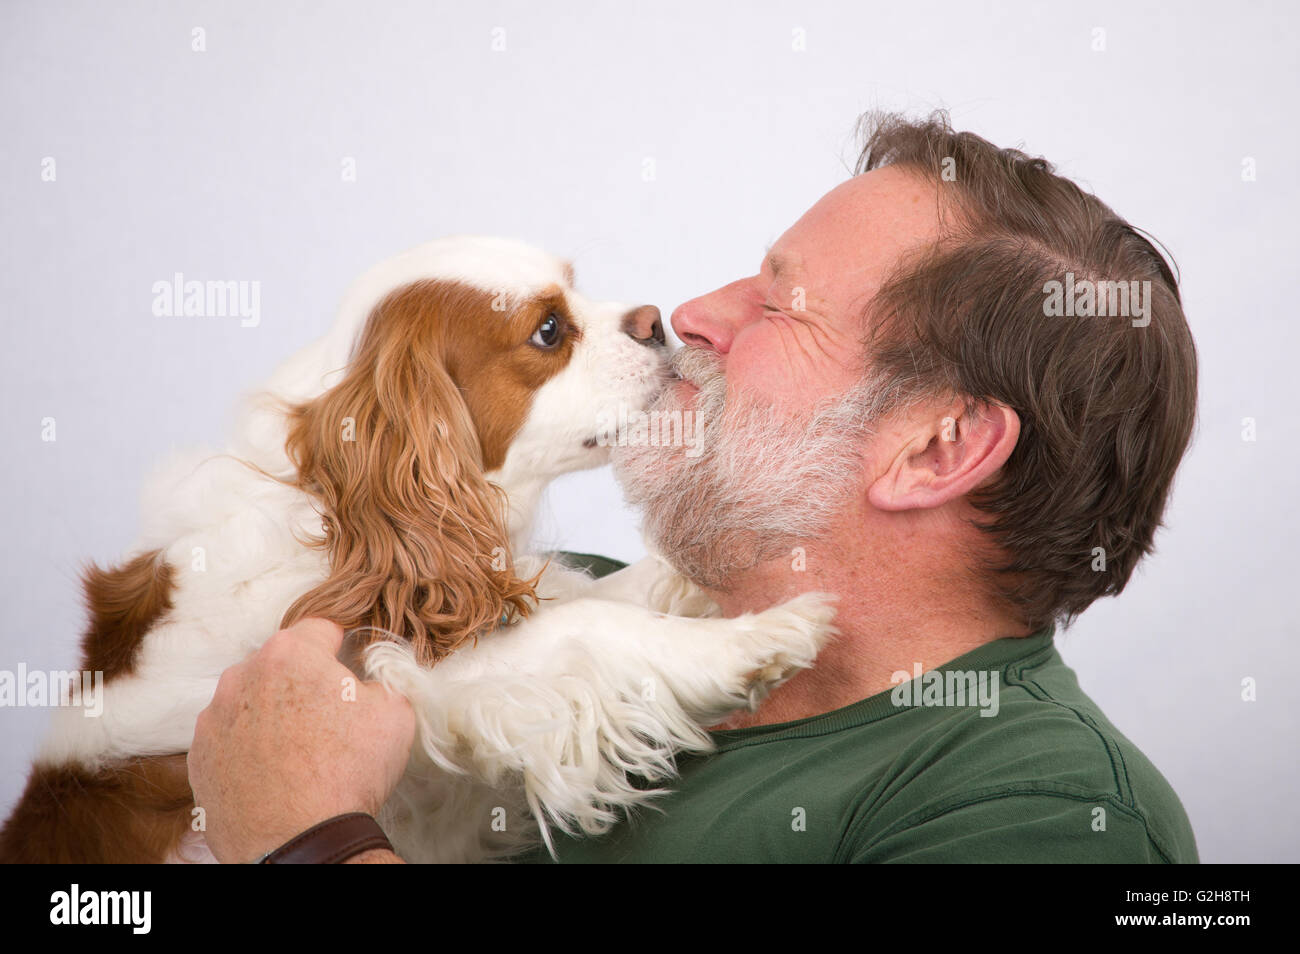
856, 111, 1198, 632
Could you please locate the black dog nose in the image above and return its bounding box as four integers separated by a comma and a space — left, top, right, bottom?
621, 305, 665, 347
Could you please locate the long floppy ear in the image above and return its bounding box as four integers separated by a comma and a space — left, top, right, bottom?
280, 283, 538, 665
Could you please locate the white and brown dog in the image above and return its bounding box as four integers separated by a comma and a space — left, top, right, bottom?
1, 237, 835, 863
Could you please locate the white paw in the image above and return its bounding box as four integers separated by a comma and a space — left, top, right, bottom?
732, 592, 838, 703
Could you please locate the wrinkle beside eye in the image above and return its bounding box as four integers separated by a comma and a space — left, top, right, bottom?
766, 305, 843, 368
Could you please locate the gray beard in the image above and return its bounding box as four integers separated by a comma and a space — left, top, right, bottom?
611, 347, 886, 589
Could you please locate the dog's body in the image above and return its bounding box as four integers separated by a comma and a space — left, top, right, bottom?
1, 238, 834, 863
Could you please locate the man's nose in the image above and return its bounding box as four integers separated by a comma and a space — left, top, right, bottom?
670, 285, 740, 354
621, 305, 665, 347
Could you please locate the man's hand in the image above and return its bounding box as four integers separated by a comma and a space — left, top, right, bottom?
187, 617, 415, 863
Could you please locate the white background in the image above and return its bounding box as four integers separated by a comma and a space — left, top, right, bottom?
1, 0, 1296, 863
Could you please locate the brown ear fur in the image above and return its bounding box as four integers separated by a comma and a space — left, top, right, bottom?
280, 284, 537, 664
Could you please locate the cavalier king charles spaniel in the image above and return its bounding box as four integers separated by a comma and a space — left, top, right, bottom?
0, 237, 835, 863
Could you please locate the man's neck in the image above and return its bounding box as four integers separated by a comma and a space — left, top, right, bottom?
703, 543, 1031, 731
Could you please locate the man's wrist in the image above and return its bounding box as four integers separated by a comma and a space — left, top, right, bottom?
256, 812, 395, 864
344, 847, 406, 864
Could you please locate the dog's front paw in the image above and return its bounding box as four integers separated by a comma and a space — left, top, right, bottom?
731, 592, 838, 705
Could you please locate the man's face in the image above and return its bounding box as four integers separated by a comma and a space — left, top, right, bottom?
672, 165, 946, 416
612, 166, 946, 586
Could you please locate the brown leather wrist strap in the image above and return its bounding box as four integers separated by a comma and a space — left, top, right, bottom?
258, 813, 394, 864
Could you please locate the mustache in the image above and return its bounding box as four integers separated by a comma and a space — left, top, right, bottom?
670, 346, 724, 390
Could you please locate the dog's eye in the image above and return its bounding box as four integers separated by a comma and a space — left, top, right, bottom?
530, 314, 563, 349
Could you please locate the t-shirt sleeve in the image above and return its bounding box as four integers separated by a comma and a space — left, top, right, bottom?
850, 790, 1174, 863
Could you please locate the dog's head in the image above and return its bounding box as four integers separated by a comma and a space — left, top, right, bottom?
277, 237, 667, 662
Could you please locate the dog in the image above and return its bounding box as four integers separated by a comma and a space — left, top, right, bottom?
0, 237, 835, 863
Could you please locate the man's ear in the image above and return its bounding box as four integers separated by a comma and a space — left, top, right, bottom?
867, 399, 1019, 512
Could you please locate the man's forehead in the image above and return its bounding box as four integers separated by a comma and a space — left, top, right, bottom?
819, 164, 940, 223
767, 166, 944, 292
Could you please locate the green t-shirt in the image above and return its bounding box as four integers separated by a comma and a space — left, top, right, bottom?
520, 613, 1198, 863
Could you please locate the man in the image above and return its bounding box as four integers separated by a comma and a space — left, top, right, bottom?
189, 113, 1199, 863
